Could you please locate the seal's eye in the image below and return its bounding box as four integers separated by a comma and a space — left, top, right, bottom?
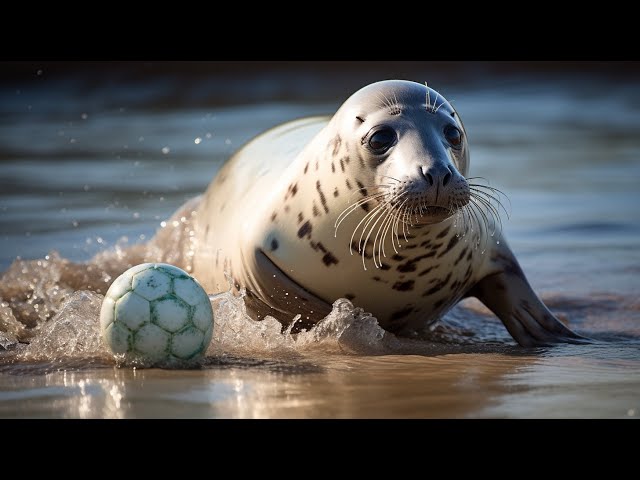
444, 125, 463, 148
367, 128, 396, 154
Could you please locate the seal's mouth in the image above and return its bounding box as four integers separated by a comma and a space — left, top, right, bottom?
415, 205, 451, 216
400, 204, 456, 225
386, 197, 458, 223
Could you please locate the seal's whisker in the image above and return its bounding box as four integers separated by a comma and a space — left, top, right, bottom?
469, 201, 492, 252
349, 202, 386, 257
378, 192, 406, 262
469, 190, 501, 221
378, 208, 396, 262
349, 184, 391, 201
469, 194, 498, 237
469, 198, 494, 242
378, 175, 402, 183
452, 201, 467, 238
334, 192, 386, 232
353, 202, 386, 251
402, 204, 413, 240
467, 180, 512, 213
468, 185, 506, 214
425, 82, 432, 112
470, 193, 502, 235
364, 200, 394, 268
466, 202, 487, 251
434, 96, 448, 113
464, 200, 473, 236
371, 207, 393, 268
432, 90, 443, 114
375, 91, 396, 114
468, 184, 511, 218
469, 191, 507, 231
374, 196, 396, 263
392, 197, 410, 248
462, 203, 478, 245
468, 186, 505, 204
358, 202, 393, 270
460, 201, 470, 233
473, 197, 496, 243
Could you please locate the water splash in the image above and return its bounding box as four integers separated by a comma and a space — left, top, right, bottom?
0, 238, 513, 368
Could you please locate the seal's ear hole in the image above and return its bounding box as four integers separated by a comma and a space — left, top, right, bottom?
356, 116, 365, 123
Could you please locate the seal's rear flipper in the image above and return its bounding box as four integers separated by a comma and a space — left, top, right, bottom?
468, 265, 588, 347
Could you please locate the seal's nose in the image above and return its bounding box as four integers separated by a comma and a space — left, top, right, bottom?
420, 165, 453, 188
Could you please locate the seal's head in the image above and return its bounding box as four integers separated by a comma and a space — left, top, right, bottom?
334, 80, 470, 225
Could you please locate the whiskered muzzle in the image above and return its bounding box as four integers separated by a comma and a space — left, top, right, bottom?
333, 176, 511, 270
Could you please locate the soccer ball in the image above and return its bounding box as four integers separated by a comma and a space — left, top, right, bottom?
100, 263, 214, 365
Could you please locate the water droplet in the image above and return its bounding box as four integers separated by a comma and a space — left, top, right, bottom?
628, 408, 636, 416
81, 113, 88, 120
161, 146, 170, 154
496, 240, 500, 245
225, 138, 232, 145
72, 220, 79, 227
69, 138, 76, 144
160, 221, 167, 228
36, 69, 43, 76
83, 184, 90, 191
132, 212, 140, 219
206, 132, 212, 139
194, 137, 202, 145
138, 136, 144, 142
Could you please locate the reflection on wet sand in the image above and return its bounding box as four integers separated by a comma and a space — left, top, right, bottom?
3, 344, 637, 418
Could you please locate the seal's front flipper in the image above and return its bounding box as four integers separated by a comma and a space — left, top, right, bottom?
468, 260, 587, 347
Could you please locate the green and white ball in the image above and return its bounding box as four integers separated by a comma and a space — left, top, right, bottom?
100, 263, 214, 365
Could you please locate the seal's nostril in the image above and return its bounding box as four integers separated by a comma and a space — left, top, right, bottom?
426, 173, 434, 186
420, 166, 434, 186
442, 170, 452, 187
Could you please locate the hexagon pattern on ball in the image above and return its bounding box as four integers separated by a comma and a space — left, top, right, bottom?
171, 326, 205, 360
132, 268, 171, 301
153, 297, 190, 333
115, 292, 150, 330
192, 302, 214, 332
104, 322, 132, 354
99, 263, 214, 366
134, 323, 171, 361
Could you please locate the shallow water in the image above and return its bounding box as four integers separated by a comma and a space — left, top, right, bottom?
1, 63, 639, 418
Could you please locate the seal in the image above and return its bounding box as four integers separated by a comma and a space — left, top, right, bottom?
162, 80, 584, 347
